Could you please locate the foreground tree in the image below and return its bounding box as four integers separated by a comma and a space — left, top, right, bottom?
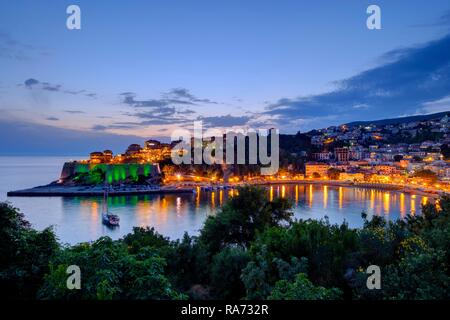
268, 273, 342, 300
38, 236, 185, 300
1, 189, 450, 300
199, 185, 293, 253
0, 202, 59, 299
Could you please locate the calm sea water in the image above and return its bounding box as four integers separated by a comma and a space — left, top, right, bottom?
0, 156, 428, 245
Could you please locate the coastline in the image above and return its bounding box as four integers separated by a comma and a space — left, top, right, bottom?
7, 179, 442, 199
6, 184, 194, 197
251, 179, 441, 199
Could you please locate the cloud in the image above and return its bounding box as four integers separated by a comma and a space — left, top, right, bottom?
64, 110, 85, 114
119, 90, 213, 127
197, 115, 251, 128
45, 116, 59, 121
22, 78, 96, 98
123, 107, 192, 126
122, 93, 173, 108
113, 90, 248, 130
85, 93, 97, 98
134, 107, 177, 118
91, 124, 107, 131
177, 108, 196, 115
41, 82, 62, 92
265, 33, 450, 131
352, 104, 370, 109
121, 88, 218, 109
24, 78, 39, 88
91, 123, 140, 131
419, 95, 450, 114
63, 90, 86, 95
165, 88, 218, 105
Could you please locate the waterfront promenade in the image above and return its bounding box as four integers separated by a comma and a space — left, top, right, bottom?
7, 178, 442, 198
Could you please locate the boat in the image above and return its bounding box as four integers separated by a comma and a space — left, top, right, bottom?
101, 187, 120, 227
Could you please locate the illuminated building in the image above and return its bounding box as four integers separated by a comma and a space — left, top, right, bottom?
145, 139, 161, 149
339, 172, 364, 182
375, 164, 398, 175
312, 151, 332, 161
103, 150, 113, 163
61, 139, 177, 184
334, 147, 350, 162
86, 140, 174, 165
126, 144, 142, 156
305, 162, 330, 178
90, 152, 105, 164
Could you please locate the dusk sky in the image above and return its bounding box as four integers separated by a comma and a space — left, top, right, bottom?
1, 0, 450, 154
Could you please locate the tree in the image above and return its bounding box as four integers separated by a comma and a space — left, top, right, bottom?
210, 247, 249, 299
199, 186, 293, 253
2, 184, 450, 301
327, 168, 342, 180
0, 203, 59, 299
268, 273, 342, 300
166, 233, 210, 294
38, 237, 186, 300
412, 169, 438, 183
382, 241, 449, 299
161, 164, 176, 178
73, 167, 105, 185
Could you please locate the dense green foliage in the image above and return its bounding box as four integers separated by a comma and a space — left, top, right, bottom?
327, 167, 343, 180
73, 167, 105, 185
1, 186, 449, 300
0, 203, 59, 299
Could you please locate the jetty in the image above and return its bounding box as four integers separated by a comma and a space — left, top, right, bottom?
7, 183, 194, 197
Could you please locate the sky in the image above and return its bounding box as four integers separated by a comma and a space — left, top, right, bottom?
0, 0, 450, 155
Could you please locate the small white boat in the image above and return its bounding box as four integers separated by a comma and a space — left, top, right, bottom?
102, 188, 120, 227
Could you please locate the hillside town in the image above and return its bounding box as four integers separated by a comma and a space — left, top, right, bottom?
303, 113, 450, 185
73, 112, 450, 194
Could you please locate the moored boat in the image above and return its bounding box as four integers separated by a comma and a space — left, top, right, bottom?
102, 187, 120, 227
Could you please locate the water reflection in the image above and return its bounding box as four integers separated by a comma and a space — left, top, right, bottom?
9, 184, 431, 245
400, 193, 405, 217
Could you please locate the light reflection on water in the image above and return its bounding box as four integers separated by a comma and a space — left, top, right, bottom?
4, 184, 430, 245
1, 157, 430, 245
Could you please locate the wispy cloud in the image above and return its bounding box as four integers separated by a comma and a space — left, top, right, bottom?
64, 110, 85, 114
419, 95, 450, 114
117, 88, 220, 128
264, 33, 450, 131
198, 114, 251, 127
164, 88, 218, 105
91, 123, 139, 131
121, 88, 218, 109
22, 78, 97, 98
